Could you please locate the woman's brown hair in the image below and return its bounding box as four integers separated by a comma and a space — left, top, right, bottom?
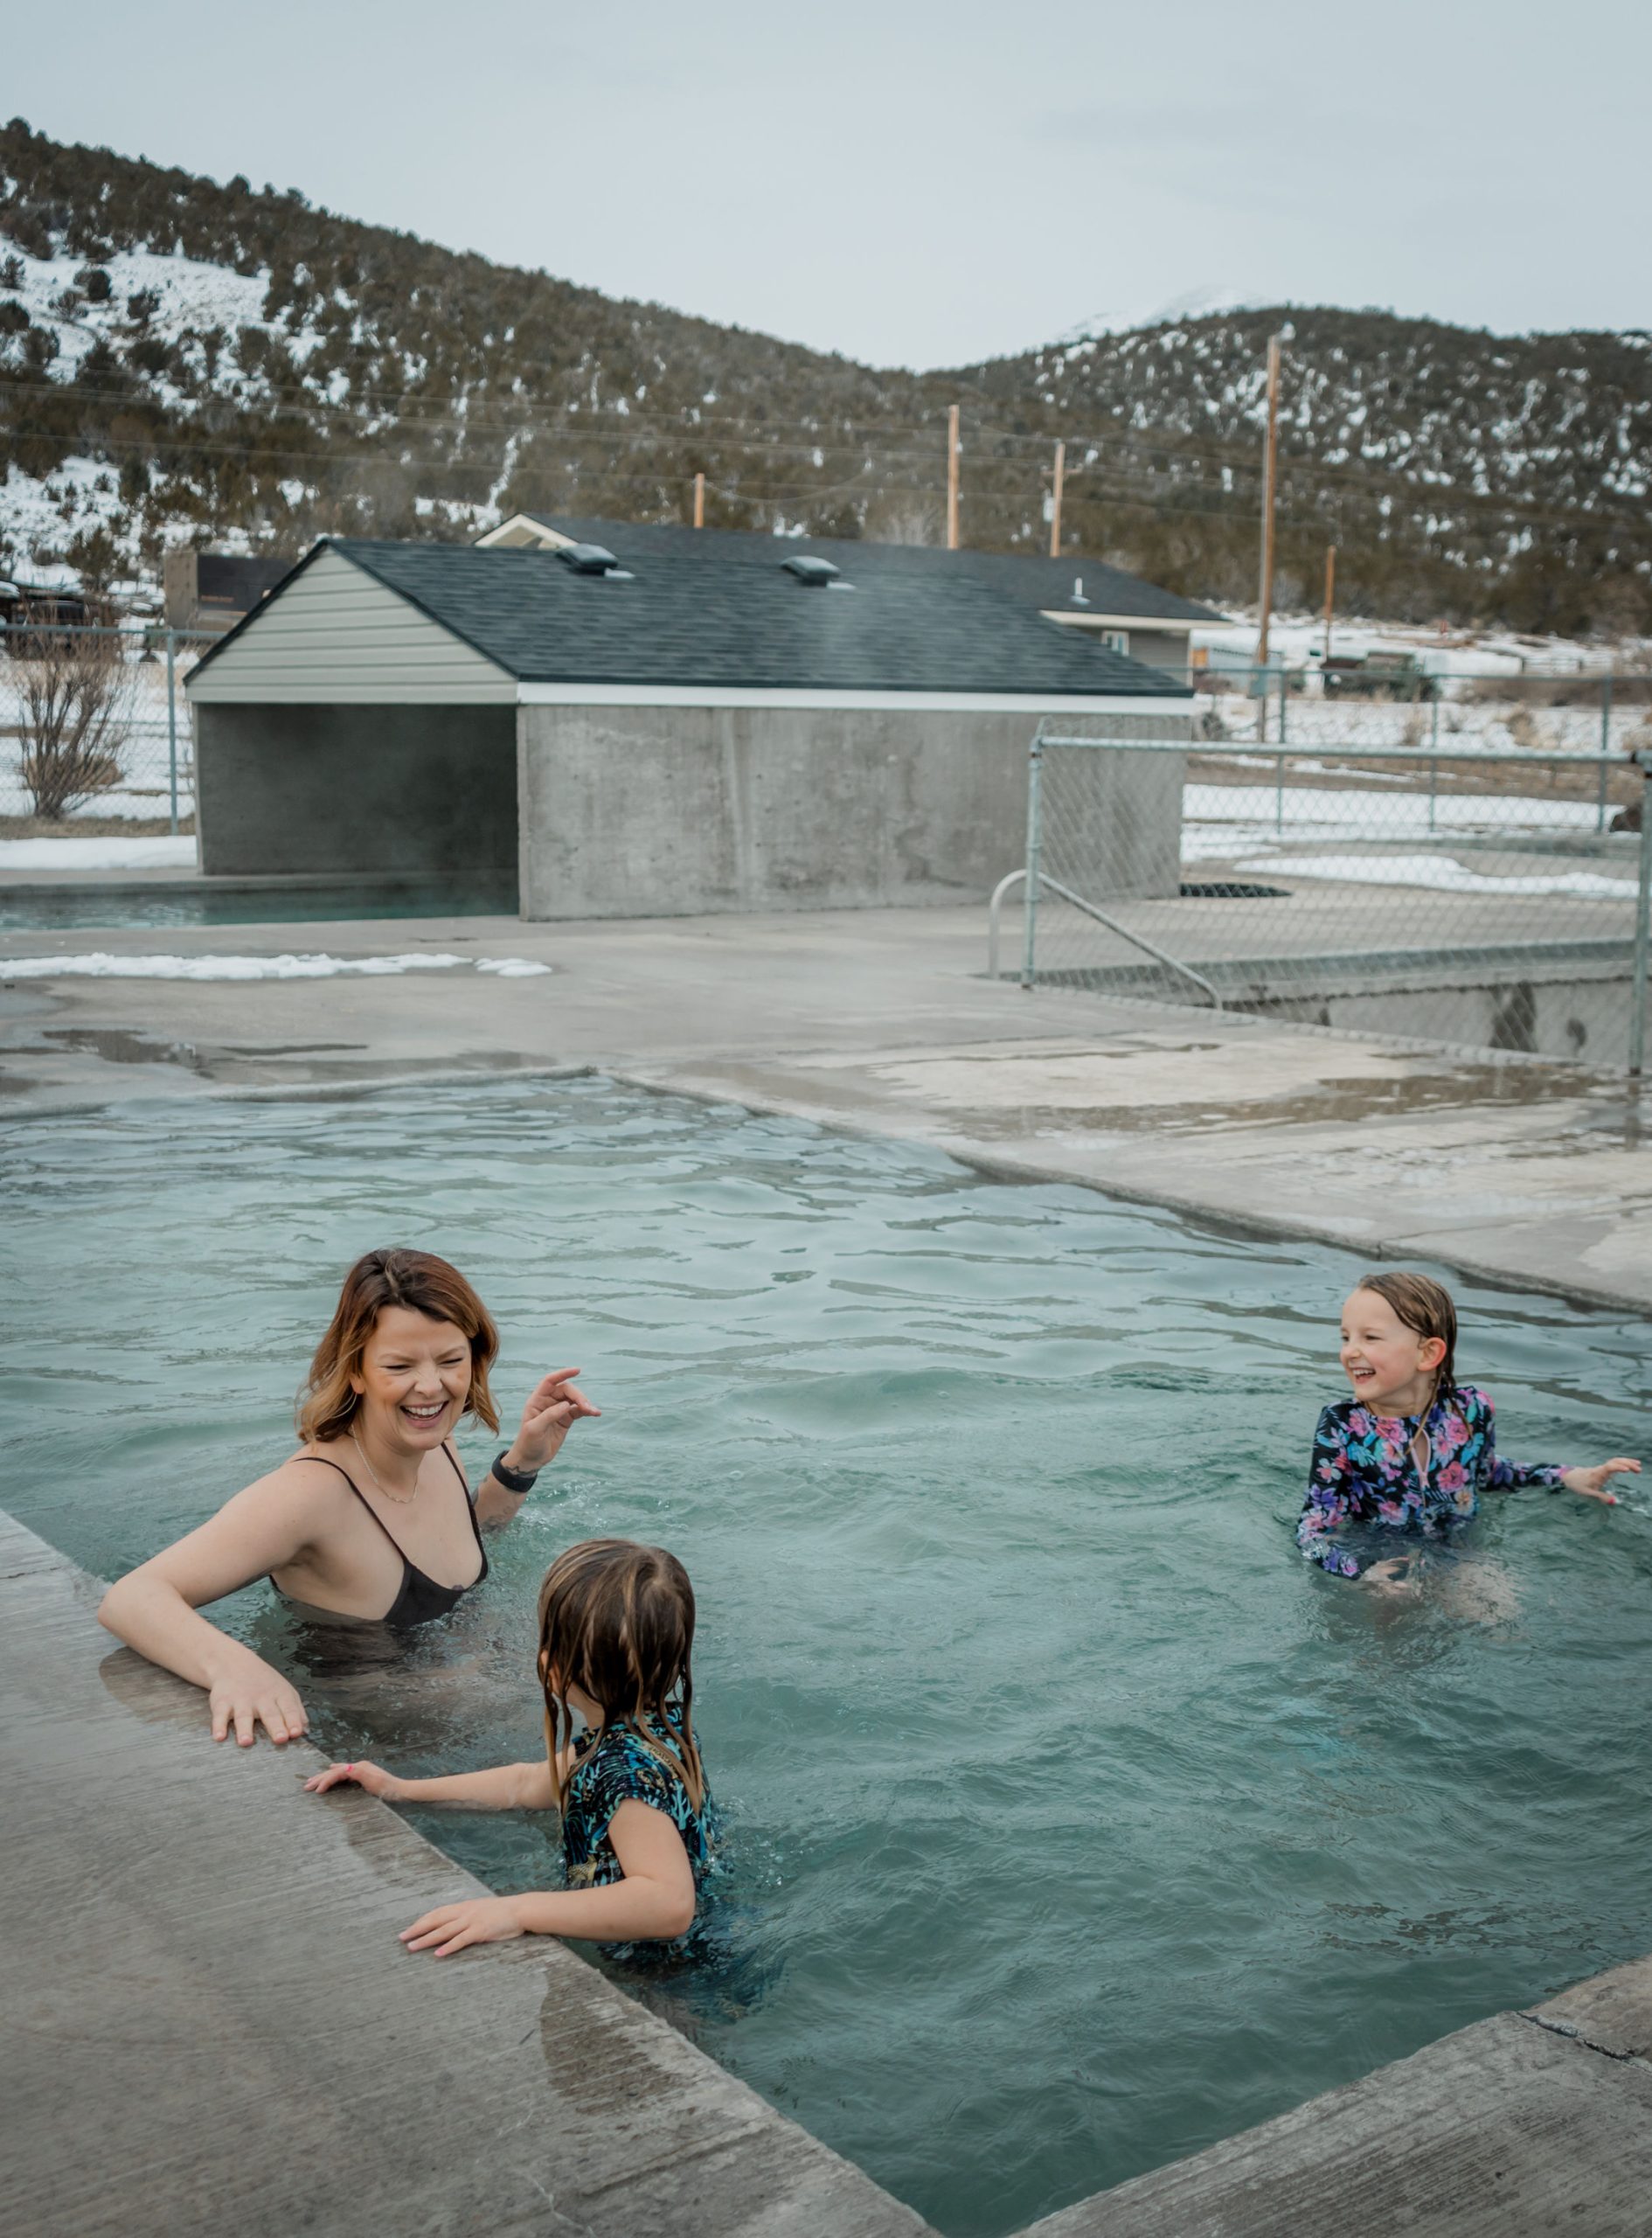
1352, 1269, 1458, 1407
296, 1248, 499, 1444
537, 1539, 705, 1815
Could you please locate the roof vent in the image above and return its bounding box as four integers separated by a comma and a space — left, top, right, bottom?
781, 554, 841, 587
1069, 576, 1089, 608
556, 542, 619, 575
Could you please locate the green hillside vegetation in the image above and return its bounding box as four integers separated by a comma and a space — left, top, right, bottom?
2, 117, 1648, 634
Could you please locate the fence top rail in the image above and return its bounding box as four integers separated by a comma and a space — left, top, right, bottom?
1033, 730, 1649, 770
0, 621, 218, 641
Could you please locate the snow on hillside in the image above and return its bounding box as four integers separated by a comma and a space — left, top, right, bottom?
2, 240, 272, 396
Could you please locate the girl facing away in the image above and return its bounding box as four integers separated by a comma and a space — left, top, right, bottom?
1298, 1270, 1640, 1586
305, 1538, 719, 1957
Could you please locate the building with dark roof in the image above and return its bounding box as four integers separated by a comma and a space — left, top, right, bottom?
186, 529, 1193, 920
476, 511, 1225, 674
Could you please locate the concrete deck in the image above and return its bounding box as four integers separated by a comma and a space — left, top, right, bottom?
3, 900, 1649, 1312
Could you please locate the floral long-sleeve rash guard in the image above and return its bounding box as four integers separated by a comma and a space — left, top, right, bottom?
1297, 1384, 1568, 1577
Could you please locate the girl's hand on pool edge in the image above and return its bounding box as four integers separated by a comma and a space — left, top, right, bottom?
1561, 1458, 1641, 1505
510, 1368, 601, 1472
303, 1759, 403, 1801
400, 1895, 525, 1957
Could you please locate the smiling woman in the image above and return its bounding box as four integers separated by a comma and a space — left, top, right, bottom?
96, 1247, 600, 1745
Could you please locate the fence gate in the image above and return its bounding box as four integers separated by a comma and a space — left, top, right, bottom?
1012, 721, 1652, 1076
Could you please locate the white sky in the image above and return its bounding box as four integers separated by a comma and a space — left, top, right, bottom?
10, 0, 1649, 368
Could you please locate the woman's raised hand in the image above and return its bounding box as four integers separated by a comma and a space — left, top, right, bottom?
206, 1648, 309, 1748
511, 1368, 600, 1471
1561, 1457, 1641, 1505
303, 1759, 403, 1800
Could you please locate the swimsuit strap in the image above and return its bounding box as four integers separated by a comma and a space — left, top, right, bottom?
302, 1456, 416, 1570
441, 1440, 487, 1559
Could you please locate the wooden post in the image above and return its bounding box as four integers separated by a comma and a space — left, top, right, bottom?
1322, 543, 1336, 663
693, 472, 705, 529
946, 403, 960, 551
1049, 438, 1065, 559
1256, 334, 1281, 671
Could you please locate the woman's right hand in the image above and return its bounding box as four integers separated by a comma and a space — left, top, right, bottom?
206, 1650, 309, 1748
1362, 1556, 1417, 1587
303, 1759, 402, 1800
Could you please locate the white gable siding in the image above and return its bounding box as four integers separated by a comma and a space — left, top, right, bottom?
186, 548, 517, 705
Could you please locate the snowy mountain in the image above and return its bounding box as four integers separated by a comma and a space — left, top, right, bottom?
2, 118, 1647, 636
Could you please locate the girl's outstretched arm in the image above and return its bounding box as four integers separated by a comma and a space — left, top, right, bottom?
1559, 1457, 1640, 1504
400, 1803, 698, 1956
304, 1758, 561, 1809
1297, 1406, 1366, 1577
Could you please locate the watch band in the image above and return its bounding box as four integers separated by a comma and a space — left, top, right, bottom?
490, 1449, 541, 1494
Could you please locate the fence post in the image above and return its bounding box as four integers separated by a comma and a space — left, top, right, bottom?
1275, 753, 1285, 837
1428, 692, 1440, 834
165, 629, 179, 836
1631, 761, 1651, 1081
1278, 671, 1289, 746
1597, 673, 1613, 835
1021, 730, 1045, 990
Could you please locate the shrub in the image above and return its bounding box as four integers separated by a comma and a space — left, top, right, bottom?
10, 609, 135, 819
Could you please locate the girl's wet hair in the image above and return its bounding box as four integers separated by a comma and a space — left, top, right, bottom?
1352, 1269, 1458, 1405
537, 1538, 705, 1813
296, 1248, 500, 1444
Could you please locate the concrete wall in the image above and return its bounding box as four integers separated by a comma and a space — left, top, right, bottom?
516, 703, 1190, 921
194, 703, 518, 878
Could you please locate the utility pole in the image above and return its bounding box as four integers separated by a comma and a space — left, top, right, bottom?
1048, 438, 1065, 559
1256, 333, 1281, 672
693, 472, 705, 529
946, 403, 960, 551
1322, 544, 1336, 663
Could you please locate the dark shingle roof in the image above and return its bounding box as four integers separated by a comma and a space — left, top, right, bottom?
312, 535, 1193, 697
530, 514, 1225, 627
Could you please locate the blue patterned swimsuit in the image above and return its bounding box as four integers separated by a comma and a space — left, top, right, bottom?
1298, 1383, 1568, 1578
562, 1709, 720, 1957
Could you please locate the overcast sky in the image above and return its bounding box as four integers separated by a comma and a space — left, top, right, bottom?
10, 0, 1648, 368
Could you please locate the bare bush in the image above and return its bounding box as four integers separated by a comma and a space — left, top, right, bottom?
1507, 706, 1540, 750
10, 612, 136, 820
1401, 712, 1427, 747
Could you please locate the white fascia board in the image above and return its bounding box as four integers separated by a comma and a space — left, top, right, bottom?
1042, 611, 1196, 631
515, 683, 1190, 712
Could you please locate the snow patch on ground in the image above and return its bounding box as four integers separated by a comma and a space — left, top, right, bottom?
1229, 851, 1635, 899
0, 836, 198, 869
0, 951, 552, 981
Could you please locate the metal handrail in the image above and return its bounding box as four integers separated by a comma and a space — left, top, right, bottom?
989, 866, 1224, 1009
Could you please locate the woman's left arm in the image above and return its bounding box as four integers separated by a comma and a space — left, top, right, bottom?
399, 1803, 697, 1955
474, 1367, 600, 1526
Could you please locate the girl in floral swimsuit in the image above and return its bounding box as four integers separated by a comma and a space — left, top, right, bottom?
1297, 1270, 1639, 1583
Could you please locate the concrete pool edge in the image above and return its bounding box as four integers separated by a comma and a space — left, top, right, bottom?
0, 1507, 933, 2238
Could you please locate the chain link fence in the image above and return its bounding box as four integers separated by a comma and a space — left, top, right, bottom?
0, 623, 217, 832
1006, 692, 1652, 1075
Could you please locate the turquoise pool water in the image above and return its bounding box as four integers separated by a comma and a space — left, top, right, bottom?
3, 1077, 1649, 2236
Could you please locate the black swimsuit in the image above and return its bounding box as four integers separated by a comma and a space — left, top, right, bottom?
283, 1442, 489, 1627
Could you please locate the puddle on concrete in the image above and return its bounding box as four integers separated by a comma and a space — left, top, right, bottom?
926, 1062, 1617, 1142
41, 1026, 209, 1074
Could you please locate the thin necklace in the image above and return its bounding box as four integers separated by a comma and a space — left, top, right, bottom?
349, 1429, 420, 1505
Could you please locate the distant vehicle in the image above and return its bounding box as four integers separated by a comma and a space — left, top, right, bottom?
0, 580, 91, 649
1321, 650, 1438, 701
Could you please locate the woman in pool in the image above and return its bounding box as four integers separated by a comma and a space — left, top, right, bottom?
303, 1538, 718, 1958
1297, 1269, 1638, 1584
98, 1247, 598, 1746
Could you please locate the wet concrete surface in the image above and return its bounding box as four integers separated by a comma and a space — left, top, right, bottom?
2, 901, 1649, 1312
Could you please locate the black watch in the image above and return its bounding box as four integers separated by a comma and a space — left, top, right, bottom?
491, 1450, 541, 1495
